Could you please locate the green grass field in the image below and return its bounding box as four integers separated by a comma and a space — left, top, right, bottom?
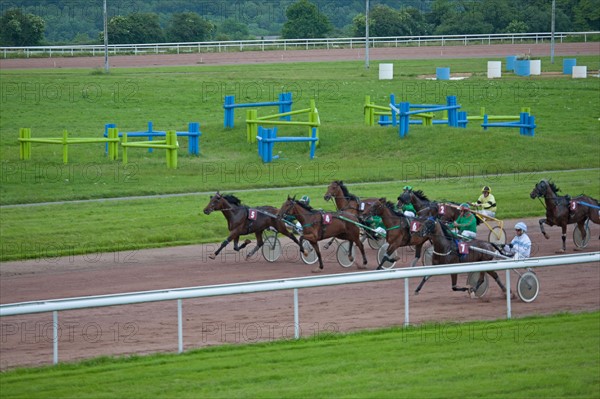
1, 312, 598, 398
1, 56, 599, 260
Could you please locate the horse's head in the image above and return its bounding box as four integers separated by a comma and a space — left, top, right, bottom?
203, 191, 223, 215
277, 195, 297, 219
397, 190, 412, 207
415, 217, 436, 238
530, 179, 560, 199
323, 180, 342, 202
366, 198, 386, 217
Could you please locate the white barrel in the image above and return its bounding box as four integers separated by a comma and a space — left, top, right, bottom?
572, 66, 587, 78
530, 59, 541, 75
487, 61, 501, 78
379, 63, 393, 80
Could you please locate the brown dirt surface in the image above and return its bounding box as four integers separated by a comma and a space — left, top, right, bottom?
1, 42, 598, 69
1, 216, 598, 370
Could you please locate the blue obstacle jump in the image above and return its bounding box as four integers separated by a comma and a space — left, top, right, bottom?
104, 122, 201, 155
256, 126, 317, 163
224, 92, 293, 128
390, 95, 462, 138
481, 112, 536, 136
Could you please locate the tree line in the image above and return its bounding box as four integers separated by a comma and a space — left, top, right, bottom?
1, 0, 598, 46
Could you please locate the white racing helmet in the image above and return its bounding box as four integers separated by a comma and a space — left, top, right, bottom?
515, 222, 527, 232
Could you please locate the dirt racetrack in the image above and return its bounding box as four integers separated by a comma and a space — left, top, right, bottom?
1, 216, 598, 370
1, 42, 598, 69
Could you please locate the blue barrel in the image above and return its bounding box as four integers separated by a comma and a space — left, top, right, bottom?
436, 67, 450, 80
563, 58, 577, 74
506, 55, 517, 71
515, 60, 530, 77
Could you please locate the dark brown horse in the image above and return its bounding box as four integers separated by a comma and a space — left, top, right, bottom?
530, 179, 600, 252
366, 198, 429, 268
413, 217, 508, 296
203, 192, 303, 260
278, 195, 368, 272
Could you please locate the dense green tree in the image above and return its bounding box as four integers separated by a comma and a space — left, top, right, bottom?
0, 8, 45, 46
107, 12, 163, 44
281, 0, 332, 39
216, 18, 251, 41
352, 5, 428, 37
166, 12, 213, 42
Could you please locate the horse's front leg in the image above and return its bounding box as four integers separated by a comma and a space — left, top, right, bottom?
539, 218, 549, 239
409, 243, 423, 267
414, 276, 430, 294
245, 232, 264, 259
209, 237, 231, 259
377, 242, 399, 270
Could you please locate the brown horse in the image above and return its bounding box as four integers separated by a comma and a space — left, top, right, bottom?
365, 198, 431, 268
278, 195, 368, 272
203, 192, 303, 260
413, 217, 508, 296
530, 179, 600, 252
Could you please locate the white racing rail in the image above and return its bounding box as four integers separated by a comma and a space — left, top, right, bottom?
1, 252, 598, 364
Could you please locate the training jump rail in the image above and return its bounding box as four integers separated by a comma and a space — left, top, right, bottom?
105, 122, 201, 155
1, 252, 597, 366
224, 92, 292, 128
19, 128, 119, 164
256, 126, 318, 163
121, 130, 179, 169
246, 99, 320, 144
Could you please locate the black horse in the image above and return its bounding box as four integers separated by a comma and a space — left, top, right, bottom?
413, 217, 509, 296
530, 179, 600, 252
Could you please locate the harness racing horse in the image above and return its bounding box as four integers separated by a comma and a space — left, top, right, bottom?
278, 196, 368, 272
530, 179, 600, 252
366, 198, 430, 269
203, 192, 303, 260
413, 217, 508, 296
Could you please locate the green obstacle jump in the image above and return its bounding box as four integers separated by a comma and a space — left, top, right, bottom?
121, 130, 179, 169
246, 99, 320, 145
18, 127, 119, 164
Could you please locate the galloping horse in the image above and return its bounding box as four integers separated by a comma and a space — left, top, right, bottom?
323, 180, 378, 220
278, 196, 368, 272
413, 217, 508, 296
530, 179, 600, 252
203, 192, 303, 260
366, 198, 429, 268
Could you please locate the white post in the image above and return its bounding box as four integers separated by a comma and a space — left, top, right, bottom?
53, 311, 59, 364
365, 0, 370, 69
294, 288, 299, 339
177, 299, 183, 353
404, 278, 410, 326
505, 270, 512, 319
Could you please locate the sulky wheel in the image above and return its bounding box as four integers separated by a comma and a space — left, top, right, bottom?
300, 240, 319, 265
261, 235, 282, 263
376, 243, 398, 270
488, 226, 507, 245
336, 241, 356, 268
573, 224, 591, 248
517, 270, 540, 303
466, 272, 489, 298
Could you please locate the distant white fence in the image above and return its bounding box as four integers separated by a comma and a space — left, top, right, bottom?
2, 32, 598, 59
1, 252, 598, 365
